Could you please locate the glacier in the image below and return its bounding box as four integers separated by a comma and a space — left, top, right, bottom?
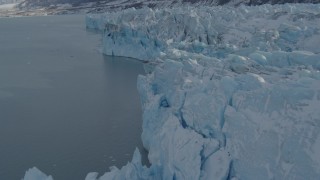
24, 3, 320, 180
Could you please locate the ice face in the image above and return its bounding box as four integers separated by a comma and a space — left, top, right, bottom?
23, 3, 320, 180
86, 4, 320, 60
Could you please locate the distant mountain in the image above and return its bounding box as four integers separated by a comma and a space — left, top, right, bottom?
0, 0, 22, 5
222, 0, 320, 5
20, 0, 97, 7
20, 0, 320, 7
17, 0, 320, 13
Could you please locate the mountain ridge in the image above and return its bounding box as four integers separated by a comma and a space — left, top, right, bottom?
19, 0, 320, 8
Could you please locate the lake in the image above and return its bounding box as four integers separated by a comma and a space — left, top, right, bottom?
0, 15, 147, 179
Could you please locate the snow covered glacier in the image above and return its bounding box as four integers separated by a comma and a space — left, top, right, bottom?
24, 4, 320, 180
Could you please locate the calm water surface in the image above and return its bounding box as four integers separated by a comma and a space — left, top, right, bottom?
0, 15, 147, 180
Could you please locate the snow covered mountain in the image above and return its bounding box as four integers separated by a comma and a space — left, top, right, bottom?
11, 0, 320, 16
23, 3, 320, 180
20, 0, 320, 6
18, 0, 320, 9
0, 0, 21, 5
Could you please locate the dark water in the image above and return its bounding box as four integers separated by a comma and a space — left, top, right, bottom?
0, 15, 147, 179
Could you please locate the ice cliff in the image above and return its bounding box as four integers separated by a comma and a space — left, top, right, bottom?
24, 3, 320, 180
86, 4, 320, 59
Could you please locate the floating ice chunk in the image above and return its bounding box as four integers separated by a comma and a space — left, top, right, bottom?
22, 167, 53, 180
87, 148, 150, 180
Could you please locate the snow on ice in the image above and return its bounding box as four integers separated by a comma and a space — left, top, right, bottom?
24, 3, 320, 180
